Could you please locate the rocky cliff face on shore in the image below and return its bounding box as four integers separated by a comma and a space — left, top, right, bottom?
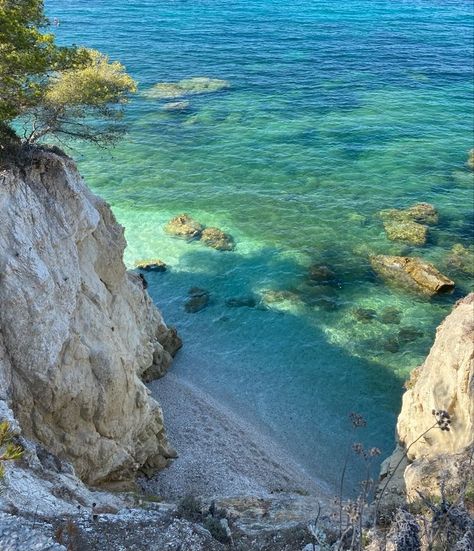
381, 292, 474, 504
0, 149, 180, 486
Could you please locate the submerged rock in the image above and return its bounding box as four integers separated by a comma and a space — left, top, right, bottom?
307, 263, 336, 283
162, 100, 190, 111
398, 326, 424, 343
200, 227, 235, 251
370, 255, 455, 295
134, 259, 167, 272
147, 77, 230, 99
185, 287, 210, 313
468, 148, 474, 169
383, 219, 428, 246
225, 296, 256, 308
379, 306, 402, 325
352, 307, 377, 323
261, 289, 301, 304
380, 202, 439, 226
164, 214, 203, 239
446, 243, 474, 277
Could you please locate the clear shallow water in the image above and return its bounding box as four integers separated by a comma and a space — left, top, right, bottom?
46, 0, 473, 492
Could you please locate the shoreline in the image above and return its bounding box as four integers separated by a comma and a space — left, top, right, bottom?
144, 372, 333, 503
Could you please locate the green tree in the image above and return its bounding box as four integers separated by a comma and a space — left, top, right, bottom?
0, 0, 136, 148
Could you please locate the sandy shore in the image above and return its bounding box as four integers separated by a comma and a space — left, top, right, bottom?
143, 373, 333, 502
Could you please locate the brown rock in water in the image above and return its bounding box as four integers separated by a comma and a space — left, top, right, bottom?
383, 219, 428, 246
379, 293, 474, 503
370, 255, 455, 295
185, 287, 210, 313
200, 227, 235, 251
134, 259, 167, 272
164, 214, 203, 239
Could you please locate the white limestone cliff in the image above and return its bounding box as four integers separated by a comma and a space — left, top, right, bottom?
0, 148, 181, 486
380, 293, 474, 502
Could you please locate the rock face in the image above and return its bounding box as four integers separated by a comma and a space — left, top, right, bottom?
0, 149, 180, 485
381, 294, 474, 501
370, 255, 455, 295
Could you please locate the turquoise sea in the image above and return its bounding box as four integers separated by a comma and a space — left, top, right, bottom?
46, 0, 474, 493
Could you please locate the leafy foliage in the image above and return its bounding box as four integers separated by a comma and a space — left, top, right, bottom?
0, 0, 136, 147
0, 420, 23, 481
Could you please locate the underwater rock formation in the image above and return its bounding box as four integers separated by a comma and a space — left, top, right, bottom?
147, 77, 230, 99
0, 149, 180, 485
185, 287, 210, 313
370, 255, 455, 295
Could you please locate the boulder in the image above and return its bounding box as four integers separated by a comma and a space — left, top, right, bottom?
134, 259, 167, 272
200, 227, 235, 251
185, 287, 210, 313
352, 307, 377, 323
164, 214, 203, 239
370, 255, 455, 295
383, 219, 428, 246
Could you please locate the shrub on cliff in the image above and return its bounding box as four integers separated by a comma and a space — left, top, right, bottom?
0, 0, 136, 150
0, 421, 23, 483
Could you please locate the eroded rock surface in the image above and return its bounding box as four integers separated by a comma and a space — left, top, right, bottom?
380, 294, 474, 503
164, 213, 203, 239
0, 149, 180, 485
200, 227, 235, 251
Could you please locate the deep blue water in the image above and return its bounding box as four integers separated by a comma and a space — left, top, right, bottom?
45, 0, 474, 493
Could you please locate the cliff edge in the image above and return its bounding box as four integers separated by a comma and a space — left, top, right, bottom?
0, 149, 181, 485
381, 293, 474, 504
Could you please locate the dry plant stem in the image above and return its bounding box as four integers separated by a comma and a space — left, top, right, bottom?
373, 422, 439, 526
339, 441, 353, 537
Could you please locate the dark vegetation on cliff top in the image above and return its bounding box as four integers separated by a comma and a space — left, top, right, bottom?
0, 0, 135, 162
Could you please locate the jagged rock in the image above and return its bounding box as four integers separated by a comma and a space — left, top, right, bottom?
185, 288, 210, 313
383, 220, 428, 246
370, 255, 455, 295
446, 244, 474, 277
164, 214, 203, 239
381, 294, 474, 502
147, 77, 230, 99
134, 259, 167, 272
0, 150, 178, 485
200, 227, 235, 251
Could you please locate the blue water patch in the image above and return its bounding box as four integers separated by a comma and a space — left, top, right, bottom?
45, 0, 473, 493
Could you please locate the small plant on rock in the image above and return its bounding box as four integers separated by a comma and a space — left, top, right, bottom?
0, 420, 23, 482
